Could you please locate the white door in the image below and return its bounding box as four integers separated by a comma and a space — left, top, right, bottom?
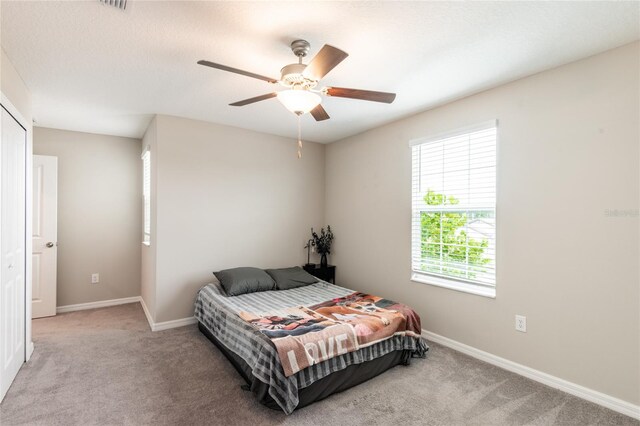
32, 155, 57, 318
0, 105, 27, 401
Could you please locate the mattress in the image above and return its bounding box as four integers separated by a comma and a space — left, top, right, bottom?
194, 280, 428, 414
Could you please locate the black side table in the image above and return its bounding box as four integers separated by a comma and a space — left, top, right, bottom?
303, 264, 336, 284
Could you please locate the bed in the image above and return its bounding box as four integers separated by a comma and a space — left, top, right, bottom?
194, 279, 428, 414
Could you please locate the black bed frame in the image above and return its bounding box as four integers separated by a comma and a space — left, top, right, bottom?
198, 322, 411, 412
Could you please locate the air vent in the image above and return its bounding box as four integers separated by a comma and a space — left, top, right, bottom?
99, 0, 127, 10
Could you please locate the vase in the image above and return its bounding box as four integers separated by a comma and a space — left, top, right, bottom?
320, 253, 328, 268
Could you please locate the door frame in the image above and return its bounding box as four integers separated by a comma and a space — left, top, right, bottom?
0, 91, 33, 365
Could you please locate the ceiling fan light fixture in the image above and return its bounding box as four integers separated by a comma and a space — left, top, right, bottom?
277, 89, 321, 115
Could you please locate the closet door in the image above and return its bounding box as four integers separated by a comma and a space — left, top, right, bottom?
0, 105, 27, 401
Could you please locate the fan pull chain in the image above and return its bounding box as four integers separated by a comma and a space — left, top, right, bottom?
297, 114, 303, 159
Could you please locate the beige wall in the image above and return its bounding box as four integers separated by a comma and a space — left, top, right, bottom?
1, 48, 31, 124
325, 42, 640, 405
33, 128, 142, 306
140, 117, 157, 321
149, 115, 325, 323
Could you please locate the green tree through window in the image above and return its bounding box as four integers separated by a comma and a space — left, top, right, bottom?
420, 189, 491, 279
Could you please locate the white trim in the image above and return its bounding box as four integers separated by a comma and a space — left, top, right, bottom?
152, 316, 197, 332
138, 296, 196, 332
408, 119, 498, 146
56, 296, 141, 313
422, 329, 640, 420
140, 144, 150, 159
139, 296, 154, 330
27, 342, 34, 361
57, 296, 196, 332
411, 273, 496, 298
0, 94, 29, 133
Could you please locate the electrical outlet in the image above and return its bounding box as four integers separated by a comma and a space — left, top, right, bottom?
515, 315, 526, 332
91, 273, 99, 284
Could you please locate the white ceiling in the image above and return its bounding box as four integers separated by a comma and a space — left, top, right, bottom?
1, 1, 638, 143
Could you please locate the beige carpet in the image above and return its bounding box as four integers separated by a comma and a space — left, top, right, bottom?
0, 303, 636, 425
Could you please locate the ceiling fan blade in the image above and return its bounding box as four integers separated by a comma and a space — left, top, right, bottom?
197, 60, 278, 84
325, 87, 396, 104
303, 45, 349, 80
229, 92, 278, 106
310, 104, 330, 121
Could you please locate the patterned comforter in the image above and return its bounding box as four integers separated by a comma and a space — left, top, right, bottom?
194, 280, 428, 414
239, 292, 424, 377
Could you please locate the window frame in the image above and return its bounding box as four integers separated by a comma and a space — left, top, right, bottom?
142, 147, 151, 246
409, 120, 498, 298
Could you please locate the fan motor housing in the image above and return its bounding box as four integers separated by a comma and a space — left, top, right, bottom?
280, 63, 317, 89
291, 39, 311, 58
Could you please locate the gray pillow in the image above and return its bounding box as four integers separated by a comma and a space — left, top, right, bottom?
214, 267, 275, 296
265, 266, 318, 290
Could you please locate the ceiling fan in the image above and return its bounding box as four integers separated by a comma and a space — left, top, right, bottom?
197, 39, 396, 121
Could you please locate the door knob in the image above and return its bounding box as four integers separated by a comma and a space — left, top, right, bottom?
46, 242, 55, 248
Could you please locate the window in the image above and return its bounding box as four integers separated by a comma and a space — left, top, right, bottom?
142, 148, 151, 245
410, 121, 497, 297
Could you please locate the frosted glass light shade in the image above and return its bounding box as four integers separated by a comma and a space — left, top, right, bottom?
277, 90, 321, 114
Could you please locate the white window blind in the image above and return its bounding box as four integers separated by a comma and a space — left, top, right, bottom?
142, 149, 151, 245
411, 121, 497, 292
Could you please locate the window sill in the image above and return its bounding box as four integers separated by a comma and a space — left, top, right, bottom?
411, 273, 496, 299
142, 242, 151, 247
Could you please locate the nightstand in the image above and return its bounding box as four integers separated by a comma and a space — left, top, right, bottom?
303, 264, 336, 284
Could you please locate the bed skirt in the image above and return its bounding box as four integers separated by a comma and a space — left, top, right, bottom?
198, 321, 410, 412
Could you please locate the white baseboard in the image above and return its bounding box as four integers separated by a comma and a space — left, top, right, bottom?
56, 296, 142, 313
422, 330, 640, 420
27, 341, 34, 361
139, 296, 154, 330
138, 297, 196, 332
152, 316, 197, 332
